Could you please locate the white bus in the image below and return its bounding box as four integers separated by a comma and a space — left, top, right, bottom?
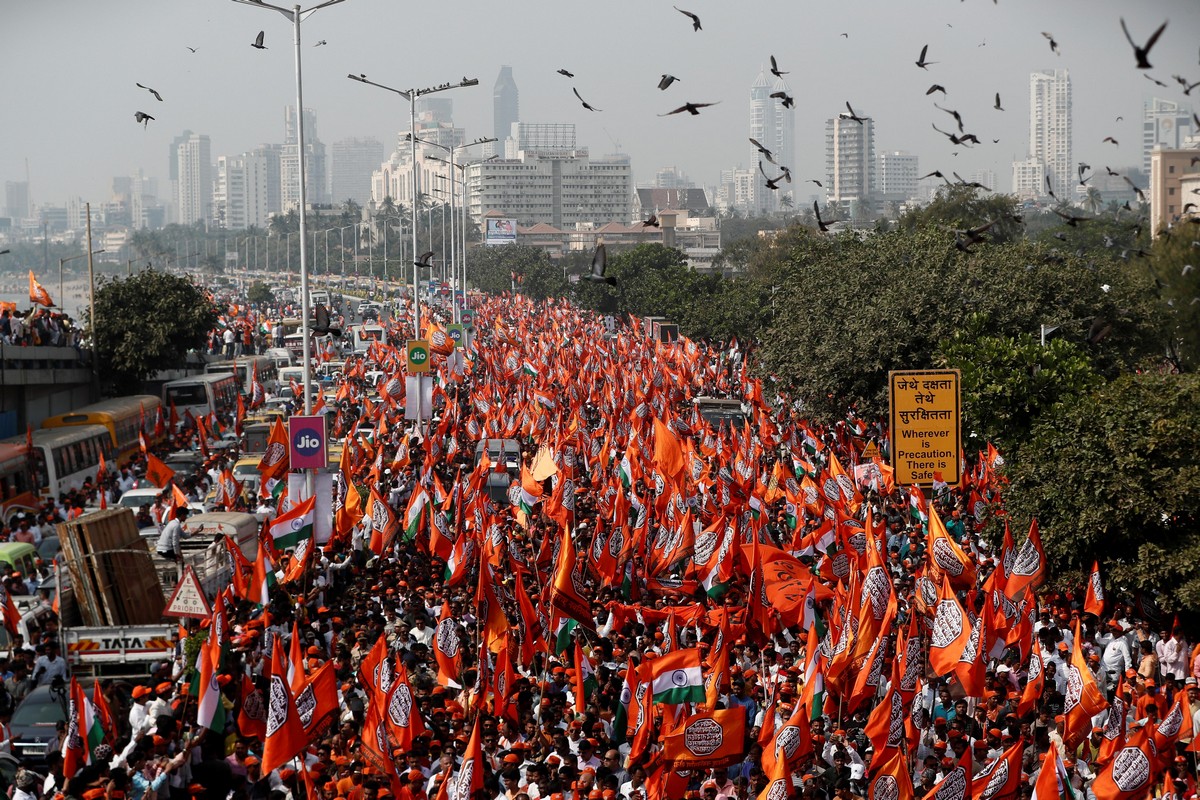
206, 355, 277, 394
162, 373, 240, 420
4, 425, 113, 500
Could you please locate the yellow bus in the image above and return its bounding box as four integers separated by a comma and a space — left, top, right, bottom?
41, 395, 163, 466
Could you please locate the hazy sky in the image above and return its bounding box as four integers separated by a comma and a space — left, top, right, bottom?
3, 0, 1199, 209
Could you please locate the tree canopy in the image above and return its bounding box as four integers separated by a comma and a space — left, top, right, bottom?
86, 270, 219, 395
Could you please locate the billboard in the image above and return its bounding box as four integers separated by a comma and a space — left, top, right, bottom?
888, 369, 961, 486
485, 217, 518, 246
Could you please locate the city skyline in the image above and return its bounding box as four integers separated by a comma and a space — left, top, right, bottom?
3, 0, 1198, 214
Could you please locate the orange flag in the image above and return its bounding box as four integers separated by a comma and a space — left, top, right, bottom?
257, 418, 290, 483
652, 417, 685, 483
927, 572, 972, 677
1092, 727, 1157, 800
261, 641, 307, 774
868, 747, 916, 800
29, 271, 53, 306
1061, 619, 1107, 751
451, 716, 485, 800
1017, 648, 1045, 719
144, 453, 176, 489
433, 601, 462, 688
1084, 559, 1106, 618
1005, 519, 1046, 601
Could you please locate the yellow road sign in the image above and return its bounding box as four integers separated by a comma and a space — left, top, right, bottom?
888, 369, 961, 486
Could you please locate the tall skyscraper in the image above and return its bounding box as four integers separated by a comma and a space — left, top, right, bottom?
1027, 69, 1072, 201
493, 66, 519, 143
1143, 98, 1195, 176
748, 69, 795, 215
4, 181, 30, 220
175, 132, 212, 225
214, 152, 272, 230
331, 137, 385, 205
825, 113, 876, 215
282, 106, 328, 210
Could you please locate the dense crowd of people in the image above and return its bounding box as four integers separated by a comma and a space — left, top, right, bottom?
3, 295, 1197, 800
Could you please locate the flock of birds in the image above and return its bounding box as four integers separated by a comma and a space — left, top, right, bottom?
127, 6, 1200, 277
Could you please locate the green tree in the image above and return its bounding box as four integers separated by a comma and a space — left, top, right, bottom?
466, 245, 548, 293
1003, 373, 1200, 609
937, 333, 1101, 454
895, 184, 1025, 245
246, 280, 274, 306
1146, 231, 1200, 371
86, 271, 219, 395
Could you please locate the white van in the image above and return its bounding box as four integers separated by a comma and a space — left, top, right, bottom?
265, 347, 293, 369
352, 325, 385, 354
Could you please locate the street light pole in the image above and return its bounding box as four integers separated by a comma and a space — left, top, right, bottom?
233, 0, 348, 419
348, 73, 479, 337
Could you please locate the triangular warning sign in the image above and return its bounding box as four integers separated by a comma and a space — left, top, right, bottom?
861, 440, 881, 460
163, 565, 211, 619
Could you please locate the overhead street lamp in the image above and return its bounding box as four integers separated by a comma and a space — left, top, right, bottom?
347, 73, 479, 337
429, 152, 496, 316
233, 0, 349, 419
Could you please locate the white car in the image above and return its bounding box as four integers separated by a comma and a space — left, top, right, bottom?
117, 487, 209, 518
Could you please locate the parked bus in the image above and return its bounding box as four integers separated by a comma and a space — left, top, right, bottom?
162, 373, 240, 420
3, 425, 112, 501
206, 355, 277, 395
0, 443, 41, 525
41, 395, 163, 466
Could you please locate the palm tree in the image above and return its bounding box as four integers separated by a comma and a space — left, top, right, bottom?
1084, 186, 1102, 216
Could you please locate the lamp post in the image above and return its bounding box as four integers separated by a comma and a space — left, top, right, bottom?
430, 152, 496, 318
233, 0, 349, 420
347, 73, 479, 337
59, 251, 104, 314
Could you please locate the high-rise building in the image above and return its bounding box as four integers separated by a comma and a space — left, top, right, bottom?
715, 168, 757, 215
175, 132, 212, 225
282, 106, 328, 210
214, 152, 272, 230
1143, 98, 1195, 176
250, 144, 283, 217
493, 66, 519, 144
4, 181, 30, 220
876, 150, 919, 206
1011, 158, 1046, 200
825, 113, 876, 215
1150, 147, 1200, 235
970, 170, 997, 192
331, 137, 385, 205
748, 69, 795, 215
1027, 69, 1072, 201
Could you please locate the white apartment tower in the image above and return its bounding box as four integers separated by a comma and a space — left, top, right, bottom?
1143, 98, 1194, 176
825, 113, 876, 215
749, 69, 795, 215
877, 150, 919, 205
175, 132, 212, 225
214, 153, 271, 230
1028, 69, 1072, 201
282, 106, 328, 210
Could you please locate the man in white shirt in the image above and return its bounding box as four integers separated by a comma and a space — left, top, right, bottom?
33, 643, 68, 687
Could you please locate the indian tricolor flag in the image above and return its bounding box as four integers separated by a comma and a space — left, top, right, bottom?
252, 538, 277, 607
517, 466, 543, 517
522, 359, 539, 378
403, 486, 431, 543
196, 633, 226, 733
62, 677, 105, 776
268, 495, 315, 551
648, 648, 705, 705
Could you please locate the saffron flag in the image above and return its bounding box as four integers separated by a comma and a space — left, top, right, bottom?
29, 271, 54, 307
62, 678, 104, 777
261, 641, 307, 775
661, 708, 746, 770
1061, 619, 1107, 751
144, 453, 176, 489
1084, 560, 1106, 618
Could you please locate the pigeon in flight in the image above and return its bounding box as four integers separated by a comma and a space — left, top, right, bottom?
809, 179, 823, 188
573, 87, 602, 112
1053, 209, 1092, 227
658, 74, 679, 90
414, 251, 435, 268
927, 84, 947, 96
749, 138, 777, 164
673, 6, 701, 31
136, 83, 163, 102
251, 31, 266, 49
659, 101, 719, 116
1122, 176, 1146, 202
994, 93, 1004, 111
1144, 74, 1169, 88
312, 303, 342, 337
134, 111, 155, 128
770, 91, 794, 108
642, 215, 660, 228
813, 202, 837, 233
840, 102, 867, 124
915, 44, 936, 69
583, 243, 616, 285
769, 55, 788, 77
953, 172, 990, 191
760, 162, 784, 190
557, 69, 575, 78
1045, 175, 1057, 200
1103, 136, 1119, 145
1042, 31, 1060, 55
186, 46, 197, 53
1120, 18, 1167, 70
935, 103, 965, 132
313, 40, 327, 47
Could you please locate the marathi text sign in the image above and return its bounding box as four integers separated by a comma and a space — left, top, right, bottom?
889, 369, 961, 486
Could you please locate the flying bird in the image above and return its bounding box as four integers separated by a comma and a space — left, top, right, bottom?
1053, 209, 1092, 227
749, 138, 776, 164
312, 303, 342, 337
136, 83, 163, 102
133, 111, 155, 128
313, 40, 327, 47
813, 201, 836, 233
760, 162, 784, 191
1120, 18, 1167, 70
584, 243, 616, 285
251, 31, 267, 49
1144, 74, 1169, 88
935, 103, 965, 132
921, 170, 951, 185
1041, 32, 1059, 55
840, 102, 867, 124
770, 91, 794, 108
932, 124, 977, 146
840, 33, 849, 38
557, 69, 575, 78
954, 220, 995, 253
808, 179, 823, 188
658, 74, 679, 90
927, 84, 947, 96
953, 172, 991, 191
641, 215, 660, 228
1045, 175, 1057, 200
769, 56, 788, 78
414, 251, 435, 268
1105, 166, 1119, 176
659, 101, 719, 116
1122, 176, 1146, 202
673, 6, 701, 31
1103, 136, 1119, 145
573, 87, 602, 112
994, 93, 1004, 111
186, 46, 198, 53
915, 44, 936, 69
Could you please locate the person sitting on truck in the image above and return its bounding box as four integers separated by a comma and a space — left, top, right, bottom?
33, 642, 67, 686
155, 507, 189, 562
